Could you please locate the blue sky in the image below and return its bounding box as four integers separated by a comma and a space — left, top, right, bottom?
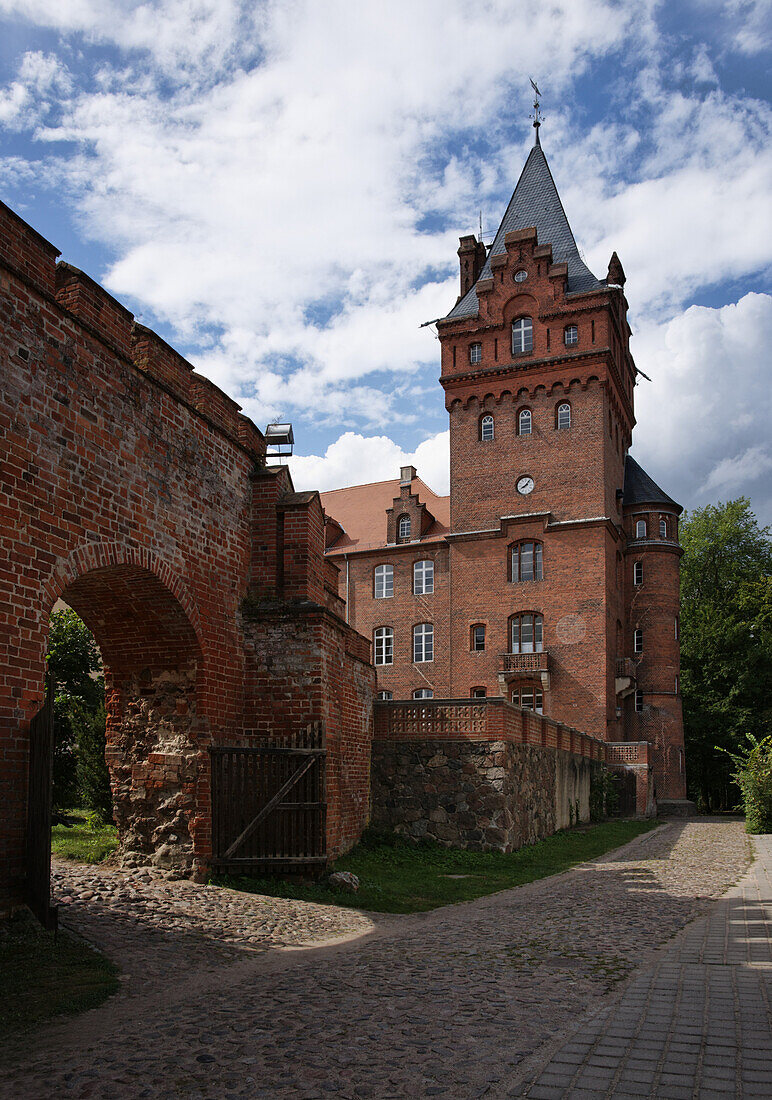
1, 0, 771, 522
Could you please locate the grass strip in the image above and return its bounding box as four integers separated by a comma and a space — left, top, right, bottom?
215, 818, 658, 914
0, 912, 120, 1039
51, 809, 117, 864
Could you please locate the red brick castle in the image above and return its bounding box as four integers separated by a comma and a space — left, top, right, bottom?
322, 130, 688, 805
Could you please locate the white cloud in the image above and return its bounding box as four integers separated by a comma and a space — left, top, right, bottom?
0, 50, 71, 128
290, 430, 450, 495
632, 292, 772, 523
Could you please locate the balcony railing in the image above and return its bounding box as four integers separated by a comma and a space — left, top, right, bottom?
500, 651, 549, 674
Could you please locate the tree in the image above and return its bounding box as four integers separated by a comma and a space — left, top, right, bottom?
46, 609, 111, 819
680, 499, 772, 810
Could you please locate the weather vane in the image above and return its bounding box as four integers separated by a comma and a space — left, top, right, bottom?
529, 77, 543, 144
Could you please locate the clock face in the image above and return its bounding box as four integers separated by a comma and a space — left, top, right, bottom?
514, 269, 528, 283
517, 476, 534, 495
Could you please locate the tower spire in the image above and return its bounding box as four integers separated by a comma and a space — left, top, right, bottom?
529, 77, 542, 146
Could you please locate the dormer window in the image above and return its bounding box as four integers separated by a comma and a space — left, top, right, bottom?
469, 343, 482, 364
512, 317, 533, 354
398, 514, 411, 541
480, 414, 494, 441
564, 324, 578, 347
517, 408, 532, 436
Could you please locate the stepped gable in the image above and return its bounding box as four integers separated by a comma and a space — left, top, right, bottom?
446, 141, 603, 320
623, 455, 683, 513
321, 477, 449, 553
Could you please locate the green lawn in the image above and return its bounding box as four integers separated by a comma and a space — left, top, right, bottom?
215, 819, 659, 914
0, 912, 120, 1039
51, 809, 117, 864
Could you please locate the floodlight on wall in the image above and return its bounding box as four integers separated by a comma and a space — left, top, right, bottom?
265, 422, 294, 459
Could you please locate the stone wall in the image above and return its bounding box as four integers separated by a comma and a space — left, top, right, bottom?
371, 738, 597, 851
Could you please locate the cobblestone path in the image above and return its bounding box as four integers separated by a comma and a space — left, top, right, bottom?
1, 820, 753, 1099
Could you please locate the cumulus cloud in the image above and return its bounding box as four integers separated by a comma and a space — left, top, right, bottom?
632, 292, 772, 523
290, 430, 450, 495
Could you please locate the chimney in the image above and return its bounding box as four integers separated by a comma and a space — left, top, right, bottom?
457, 235, 488, 299
400, 465, 417, 486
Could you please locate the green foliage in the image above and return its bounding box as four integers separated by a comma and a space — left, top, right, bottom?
679, 499, 772, 810
590, 768, 620, 821
46, 609, 109, 815
51, 808, 118, 863
720, 735, 772, 834
215, 819, 657, 914
0, 911, 119, 1037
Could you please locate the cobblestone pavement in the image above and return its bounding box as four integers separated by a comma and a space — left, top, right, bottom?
1, 820, 753, 1099
512, 833, 772, 1100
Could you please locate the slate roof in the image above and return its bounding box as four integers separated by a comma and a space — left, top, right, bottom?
623, 455, 682, 513
445, 142, 603, 320
321, 477, 450, 554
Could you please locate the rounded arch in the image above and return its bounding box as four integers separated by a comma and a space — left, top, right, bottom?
503, 292, 538, 324
481, 391, 496, 405
497, 388, 513, 404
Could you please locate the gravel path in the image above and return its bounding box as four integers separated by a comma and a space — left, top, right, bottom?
2, 819, 751, 1099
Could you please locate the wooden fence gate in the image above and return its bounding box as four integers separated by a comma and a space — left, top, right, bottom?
210, 723, 327, 872
26, 677, 58, 929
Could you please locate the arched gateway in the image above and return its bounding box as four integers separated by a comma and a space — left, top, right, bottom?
0, 201, 374, 915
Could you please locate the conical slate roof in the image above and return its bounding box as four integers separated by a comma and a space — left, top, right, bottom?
446, 142, 603, 320
623, 455, 682, 513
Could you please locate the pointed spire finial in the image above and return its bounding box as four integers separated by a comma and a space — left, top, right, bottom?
529, 78, 542, 145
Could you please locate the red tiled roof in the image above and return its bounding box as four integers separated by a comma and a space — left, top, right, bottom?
321, 477, 450, 554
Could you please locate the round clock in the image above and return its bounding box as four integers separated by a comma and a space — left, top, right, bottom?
514, 269, 528, 283
517, 476, 534, 495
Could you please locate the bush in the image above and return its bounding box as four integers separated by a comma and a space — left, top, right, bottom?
71, 702, 112, 824
590, 767, 619, 822
723, 735, 772, 834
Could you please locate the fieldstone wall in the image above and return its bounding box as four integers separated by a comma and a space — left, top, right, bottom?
371, 738, 597, 851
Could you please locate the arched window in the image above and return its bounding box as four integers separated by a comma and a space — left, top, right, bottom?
634, 628, 643, 654
564, 324, 578, 347
413, 622, 434, 663
398, 514, 411, 540
517, 408, 532, 436
511, 685, 543, 713
511, 541, 543, 582
376, 690, 393, 700
512, 316, 533, 354
373, 626, 393, 665
469, 342, 482, 364
480, 414, 494, 441
471, 686, 487, 698
659, 517, 668, 539
633, 561, 643, 586
635, 518, 647, 539
413, 559, 434, 595
413, 688, 433, 699
374, 564, 393, 599
471, 624, 486, 651
510, 613, 543, 654
556, 402, 571, 430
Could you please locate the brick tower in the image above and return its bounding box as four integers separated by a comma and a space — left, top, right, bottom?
323, 127, 689, 805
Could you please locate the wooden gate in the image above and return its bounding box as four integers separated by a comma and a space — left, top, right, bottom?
210, 723, 327, 872
26, 677, 58, 929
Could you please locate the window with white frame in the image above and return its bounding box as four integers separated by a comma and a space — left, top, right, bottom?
634, 628, 643, 654
374, 564, 393, 599
675, 675, 679, 694
635, 518, 647, 539
376, 690, 393, 700
675, 616, 679, 640
471, 624, 486, 651
413, 622, 434, 663
413, 688, 433, 699
480, 414, 494, 441
398, 514, 411, 540
635, 689, 644, 713
512, 316, 533, 354
564, 324, 578, 347
469, 342, 482, 364
511, 541, 543, 582
471, 687, 487, 698
374, 626, 394, 665
556, 402, 571, 430
511, 613, 543, 654
517, 408, 532, 436
512, 686, 543, 713
413, 559, 434, 595
660, 516, 668, 539
633, 561, 643, 586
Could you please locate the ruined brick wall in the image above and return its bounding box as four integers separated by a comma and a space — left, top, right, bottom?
371, 739, 596, 851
